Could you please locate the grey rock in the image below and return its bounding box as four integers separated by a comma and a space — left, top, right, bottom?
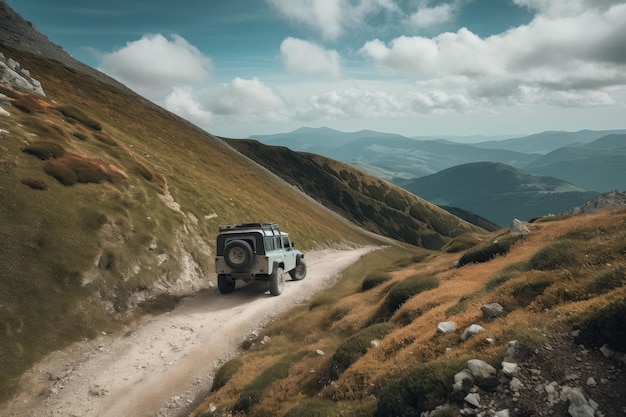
567, 388, 595, 417
453, 369, 474, 393
501, 361, 518, 377
462, 324, 485, 341
465, 392, 481, 408
481, 303, 504, 318
437, 321, 456, 335
509, 218, 530, 235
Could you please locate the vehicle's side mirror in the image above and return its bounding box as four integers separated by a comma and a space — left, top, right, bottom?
291, 241, 296, 248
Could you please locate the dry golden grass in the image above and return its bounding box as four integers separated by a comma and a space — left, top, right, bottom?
194, 208, 626, 417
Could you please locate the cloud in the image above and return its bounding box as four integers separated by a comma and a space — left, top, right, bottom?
208, 77, 286, 117
359, 3, 626, 108
408, 2, 457, 30
267, 0, 399, 40
280, 37, 341, 78
267, 0, 343, 40
98, 33, 213, 99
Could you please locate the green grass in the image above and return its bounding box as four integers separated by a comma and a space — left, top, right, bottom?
361, 272, 392, 291
370, 274, 439, 323
458, 234, 523, 267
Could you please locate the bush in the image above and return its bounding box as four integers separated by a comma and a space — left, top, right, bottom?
22, 141, 65, 160
362, 272, 392, 291
528, 240, 578, 270
575, 300, 626, 352
485, 263, 526, 290
210, 357, 243, 392
330, 322, 395, 378
232, 353, 304, 414
588, 267, 625, 295
383, 275, 439, 316
57, 105, 103, 130
374, 360, 465, 417
20, 178, 48, 190
458, 235, 522, 267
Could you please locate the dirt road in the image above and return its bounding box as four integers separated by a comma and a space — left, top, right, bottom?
2, 247, 376, 417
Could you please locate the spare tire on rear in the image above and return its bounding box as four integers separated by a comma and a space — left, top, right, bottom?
224, 240, 254, 270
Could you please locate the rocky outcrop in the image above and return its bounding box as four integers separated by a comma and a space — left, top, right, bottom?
564, 190, 626, 216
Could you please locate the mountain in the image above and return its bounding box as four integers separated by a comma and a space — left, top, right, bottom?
226, 139, 482, 248
473, 129, 626, 154
402, 162, 599, 226
0, 2, 483, 400
524, 134, 626, 192
250, 127, 539, 181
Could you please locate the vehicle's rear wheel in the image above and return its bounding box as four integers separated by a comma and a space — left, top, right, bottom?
224, 240, 254, 270
217, 274, 236, 294
269, 267, 285, 296
289, 259, 307, 281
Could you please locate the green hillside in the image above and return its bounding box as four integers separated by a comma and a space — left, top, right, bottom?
403, 162, 599, 226
0, 43, 391, 400
226, 139, 483, 249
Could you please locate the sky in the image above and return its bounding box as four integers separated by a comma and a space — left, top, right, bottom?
8, 0, 626, 139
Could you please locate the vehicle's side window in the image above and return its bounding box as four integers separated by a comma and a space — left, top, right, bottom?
282, 236, 291, 249
265, 237, 275, 252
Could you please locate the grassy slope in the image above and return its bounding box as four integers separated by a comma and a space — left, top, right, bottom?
193, 207, 626, 417
226, 139, 483, 249
0, 45, 383, 400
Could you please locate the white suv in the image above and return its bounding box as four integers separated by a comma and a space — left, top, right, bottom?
215, 222, 306, 296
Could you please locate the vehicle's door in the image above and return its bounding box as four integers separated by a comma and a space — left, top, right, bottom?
281, 235, 297, 271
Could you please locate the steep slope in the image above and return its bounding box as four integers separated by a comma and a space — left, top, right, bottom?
402, 162, 599, 226
193, 207, 626, 417
0, 44, 384, 400
225, 139, 484, 249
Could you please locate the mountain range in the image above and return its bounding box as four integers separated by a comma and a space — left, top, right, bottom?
250, 127, 625, 225
0, 3, 624, 417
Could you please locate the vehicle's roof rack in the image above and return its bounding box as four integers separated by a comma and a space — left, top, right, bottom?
219, 222, 281, 235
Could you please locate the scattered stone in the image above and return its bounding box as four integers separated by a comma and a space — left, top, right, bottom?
465, 393, 481, 408
462, 324, 484, 341
438, 321, 456, 335
568, 388, 595, 417
370, 339, 380, 348
316, 349, 325, 356
509, 218, 530, 235
453, 369, 474, 393
501, 361, 518, 377
481, 303, 504, 319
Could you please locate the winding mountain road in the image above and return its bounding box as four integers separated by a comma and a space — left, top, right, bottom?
2, 247, 376, 417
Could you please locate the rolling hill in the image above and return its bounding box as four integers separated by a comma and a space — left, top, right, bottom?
402, 162, 599, 226
225, 139, 482, 248
250, 127, 539, 181
524, 134, 626, 192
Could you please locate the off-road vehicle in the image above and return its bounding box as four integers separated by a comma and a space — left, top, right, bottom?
215, 222, 306, 296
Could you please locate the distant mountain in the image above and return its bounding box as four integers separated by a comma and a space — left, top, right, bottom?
226, 139, 483, 248
250, 127, 539, 181
524, 134, 626, 192
403, 162, 599, 226
472, 129, 626, 155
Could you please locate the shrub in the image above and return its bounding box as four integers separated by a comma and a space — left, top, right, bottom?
383, 275, 439, 316
588, 267, 625, 295
528, 240, 578, 270
233, 353, 303, 413
485, 262, 526, 290
20, 178, 48, 190
442, 233, 481, 253
72, 132, 88, 141
374, 359, 466, 417
511, 279, 552, 307
575, 300, 626, 352
210, 357, 243, 392
458, 234, 522, 267
22, 141, 65, 160
362, 272, 392, 291
330, 322, 395, 379
57, 105, 103, 130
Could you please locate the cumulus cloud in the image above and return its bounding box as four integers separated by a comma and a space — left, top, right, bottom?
267, 0, 343, 40
267, 0, 398, 40
280, 37, 341, 78
408, 2, 457, 30
98, 33, 213, 99
208, 77, 286, 116
359, 3, 626, 108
